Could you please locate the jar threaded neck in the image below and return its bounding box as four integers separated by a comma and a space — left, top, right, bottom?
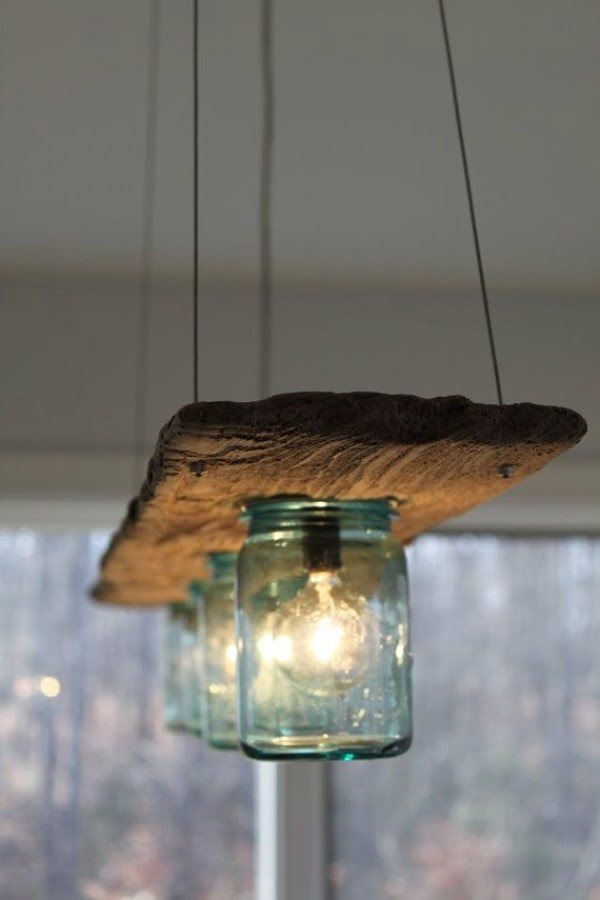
243, 497, 396, 536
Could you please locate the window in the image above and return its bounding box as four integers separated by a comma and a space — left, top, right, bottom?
331, 536, 600, 900
0, 530, 254, 900
3, 530, 599, 900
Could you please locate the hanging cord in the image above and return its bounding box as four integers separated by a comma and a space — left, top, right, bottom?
259, 0, 275, 399
133, 0, 161, 488
438, 0, 504, 405
192, 0, 200, 402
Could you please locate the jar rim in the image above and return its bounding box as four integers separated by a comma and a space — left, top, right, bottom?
170, 595, 198, 612
208, 551, 237, 579
169, 600, 189, 611
183, 578, 206, 609
209, 551, 238, 565
242, 495, 398, 521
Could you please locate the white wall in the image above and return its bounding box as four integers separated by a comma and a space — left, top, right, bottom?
2, 276, 598, 453
0, 1, 598, 530
1, 275, 598, 531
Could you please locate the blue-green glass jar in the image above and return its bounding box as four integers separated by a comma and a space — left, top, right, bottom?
201, 552, 239, 750
163, 584, 204, 735
236, 498, 412, 761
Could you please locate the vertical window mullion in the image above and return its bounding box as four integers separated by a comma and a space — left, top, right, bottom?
256, 762, 329, 900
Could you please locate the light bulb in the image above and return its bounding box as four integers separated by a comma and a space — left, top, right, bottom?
225, 641, 237, 670
270, 570, 379, 697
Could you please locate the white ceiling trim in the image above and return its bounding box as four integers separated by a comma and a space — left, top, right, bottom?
2, 452, 599, 534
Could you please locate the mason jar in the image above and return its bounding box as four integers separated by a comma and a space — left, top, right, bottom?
236, 498, 412, 761
200, 552, 239, 750
163, 585, 204, 735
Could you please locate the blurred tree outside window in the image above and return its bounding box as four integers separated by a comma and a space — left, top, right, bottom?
0, 530, 253, 900
331, 536, 600, 900
2, 530, 599, 900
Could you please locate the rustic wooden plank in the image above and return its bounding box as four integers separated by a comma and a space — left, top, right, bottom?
93, 392, 586, 606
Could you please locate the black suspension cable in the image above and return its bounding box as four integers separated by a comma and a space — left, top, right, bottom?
438, 0, 504, 405
193, 0, 200, 402
259, 0, 274, 399
133, 0, 161, 487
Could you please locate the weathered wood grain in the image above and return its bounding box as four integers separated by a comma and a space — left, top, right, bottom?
93, 392, 586, 606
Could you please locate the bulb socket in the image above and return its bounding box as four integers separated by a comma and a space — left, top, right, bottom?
302, 518, 342, 572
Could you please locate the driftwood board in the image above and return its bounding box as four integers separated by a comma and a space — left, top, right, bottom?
93, 392, 586, 606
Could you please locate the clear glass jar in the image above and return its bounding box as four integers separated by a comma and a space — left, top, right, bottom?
236, 498, 412, 761
163, 585, 204, 735
200, 552, 239, 750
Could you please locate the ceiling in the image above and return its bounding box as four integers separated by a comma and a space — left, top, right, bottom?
0, 1, 598, 523
1, 0, 598, 293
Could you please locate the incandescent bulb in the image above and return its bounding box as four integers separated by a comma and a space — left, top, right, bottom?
271, 570, 379, 697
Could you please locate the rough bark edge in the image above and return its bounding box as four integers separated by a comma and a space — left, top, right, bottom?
93, 392, 587, 605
